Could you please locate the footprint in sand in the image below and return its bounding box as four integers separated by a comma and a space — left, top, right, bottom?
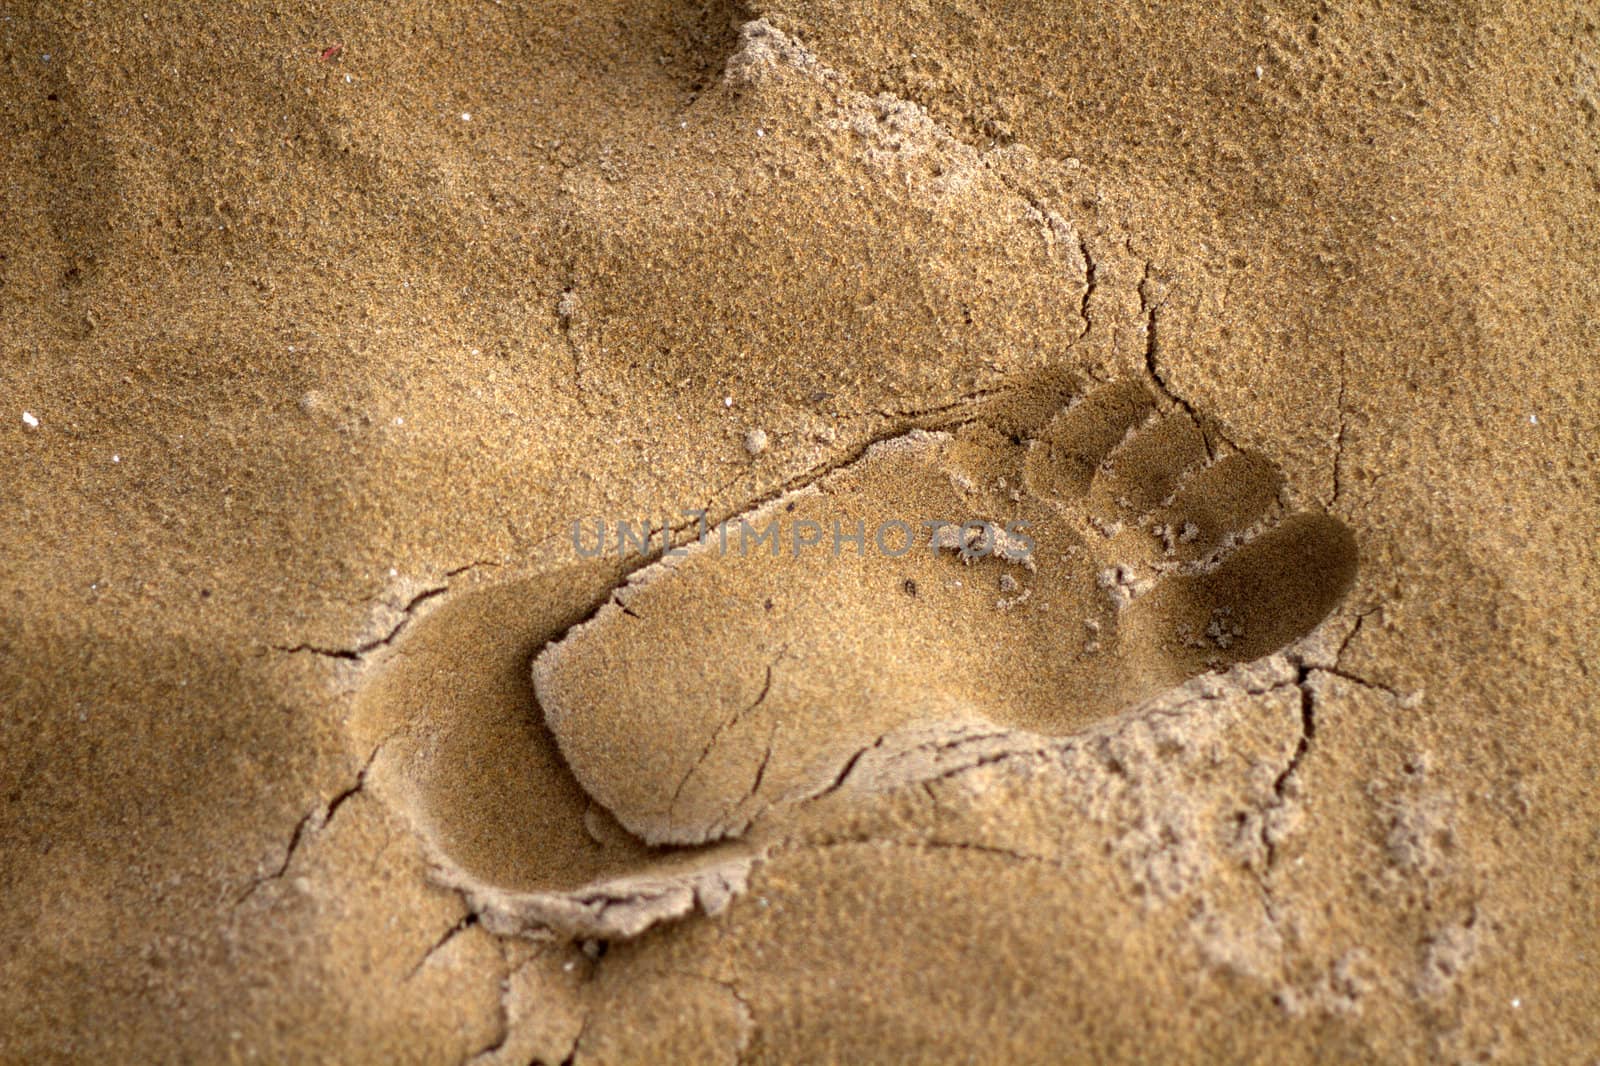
533, 373, 1358, 847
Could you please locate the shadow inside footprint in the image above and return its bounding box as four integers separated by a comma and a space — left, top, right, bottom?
350, 573, 649, 894
534, 376, 1357, 847
348, 569, 758, 939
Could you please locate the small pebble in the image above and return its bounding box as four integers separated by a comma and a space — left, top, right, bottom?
21, 411, 38, 428
743, 428, 768, 455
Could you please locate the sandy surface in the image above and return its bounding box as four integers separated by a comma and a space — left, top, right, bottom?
2, 0, 1597, 1062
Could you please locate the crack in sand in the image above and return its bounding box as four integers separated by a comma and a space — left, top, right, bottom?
746, 729, 777, 802
527, 376, 1059, 659
528, 385, 1022, 579
1140, 263, 1222, 461
670, 647, 788, 824
408, 912, 481, 980
464, 992, 511, 1066
812, 727, 1051, 808
1261, 665, 1318, 879
985, 170, 1094, 345
804, 731, 891, 803
1335, 606, 1377, 664
271, 561, 496, 662
233, 742, 384, 905
1257, 653, 1412, 896
1319, 665, 1411, 703
1078, 232, 1099, 338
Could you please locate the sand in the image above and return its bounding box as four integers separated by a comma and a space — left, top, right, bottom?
2, 0, 1597, 1062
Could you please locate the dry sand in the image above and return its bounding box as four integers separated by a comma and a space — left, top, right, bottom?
2, 0, 1598, 1062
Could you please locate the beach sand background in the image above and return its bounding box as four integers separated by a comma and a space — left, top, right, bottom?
2, 0, 1597, 1061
